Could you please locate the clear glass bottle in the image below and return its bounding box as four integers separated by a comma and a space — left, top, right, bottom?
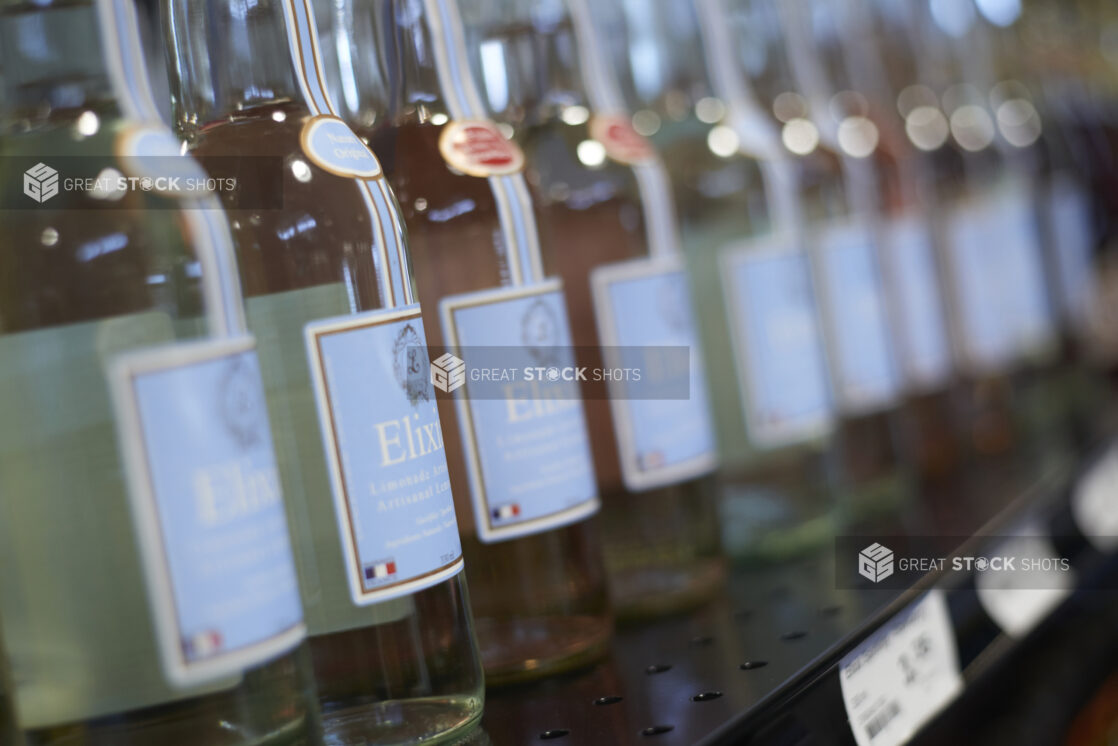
868, 0, 1072, 478
778, 0, 964, 492
970, 0, 1111, 445
571, 0, 833, 558
161, 0, 484, 739
459, 0, 726, 619
313, 0, 610, 683
0, 0, 318, 743
693, 0, 911, 547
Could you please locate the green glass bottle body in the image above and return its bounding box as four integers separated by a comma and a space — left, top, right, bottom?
314, 0, 610, 683
0, 2, 319, 744
162, 0, 484, 739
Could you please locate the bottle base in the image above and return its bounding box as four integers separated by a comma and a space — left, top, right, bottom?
320, 695, 483, 746
609, 556, 726, 623
475, 614, 611, 686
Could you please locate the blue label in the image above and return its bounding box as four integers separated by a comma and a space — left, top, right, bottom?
722, 241, 834, 449
995, 190, 1056, 357
946, 190, 1054, 371
1048, 178, 1096, 331
305, 307, 463, 605
591, 258, 717, 491
884, 214, 953, 389
441, 283, 600, 543
946, 202, 1015, 371
815, 222, 901, 412
113, 340, 305, 687
300, 116, 383, 179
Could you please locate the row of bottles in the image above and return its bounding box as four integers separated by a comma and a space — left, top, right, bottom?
0, 0, 1113, 743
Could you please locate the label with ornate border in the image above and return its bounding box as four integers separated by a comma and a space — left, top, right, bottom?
110, 337, 306, 688
304, 305, 463, 605
440, 282, 599, 543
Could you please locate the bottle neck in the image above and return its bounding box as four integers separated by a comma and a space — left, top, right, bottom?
161, 0, 303, 139
727, 0, 802, 122
318, 0, 449, 129
611, 0, 718, 117
463, 0, 591, 127
0, 1, 117, 132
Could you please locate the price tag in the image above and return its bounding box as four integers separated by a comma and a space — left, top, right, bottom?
840, 590, 962, 746
975, 531, 1074, 638
1073, 446, 1118, 553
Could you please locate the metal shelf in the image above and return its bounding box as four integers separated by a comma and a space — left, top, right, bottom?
473, 441, 1118, 745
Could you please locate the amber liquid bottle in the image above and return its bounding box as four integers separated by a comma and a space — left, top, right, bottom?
314, 0, 610, 683
0, 1, 319, 744
162, 0, 484, 741
458, 0, 726, 618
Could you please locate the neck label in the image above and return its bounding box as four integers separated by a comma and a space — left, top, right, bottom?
300, 115, 383, 179
438, 120, 526, 177
589, 115, 656, 166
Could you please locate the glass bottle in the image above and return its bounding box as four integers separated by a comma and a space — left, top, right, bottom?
584, 0, 837, 558
313, 0, 610, 683
0, 0, 318, 743
869, 0, 1072, 478
161, 0, 484, 739
778, 0, 964, 491
694, 0, 911, 544
971, 0, 1111, 445
458, 0, 726, 618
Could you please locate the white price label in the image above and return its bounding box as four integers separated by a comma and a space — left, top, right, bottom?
840, 591, 963, 746
1073, 446, 1118, 553
975, 531, 1074, 638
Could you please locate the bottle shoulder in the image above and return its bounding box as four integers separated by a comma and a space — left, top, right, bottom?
186, 100, 384, 303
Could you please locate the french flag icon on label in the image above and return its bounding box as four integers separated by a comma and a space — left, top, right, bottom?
364, 560, 398, 582
492, 503, 521, 522
184, 630, 223, 660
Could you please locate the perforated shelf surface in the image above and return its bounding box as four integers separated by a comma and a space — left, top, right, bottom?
467, 447, 1115, 746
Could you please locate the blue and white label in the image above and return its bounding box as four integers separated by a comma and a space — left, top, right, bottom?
110, 338, 305, 688
300, 115, 383, 179
946, 201, 1016, 372
1047, 176, 1096, 334
995, 188, 1057, 359
813, 221, 901, 413
441, 282, 600, 543
304, 306, 463, 605
946, 189, 1056, 373
721, 237, 834, 449
591, 257, 718, 492
883, 214, 953, 390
